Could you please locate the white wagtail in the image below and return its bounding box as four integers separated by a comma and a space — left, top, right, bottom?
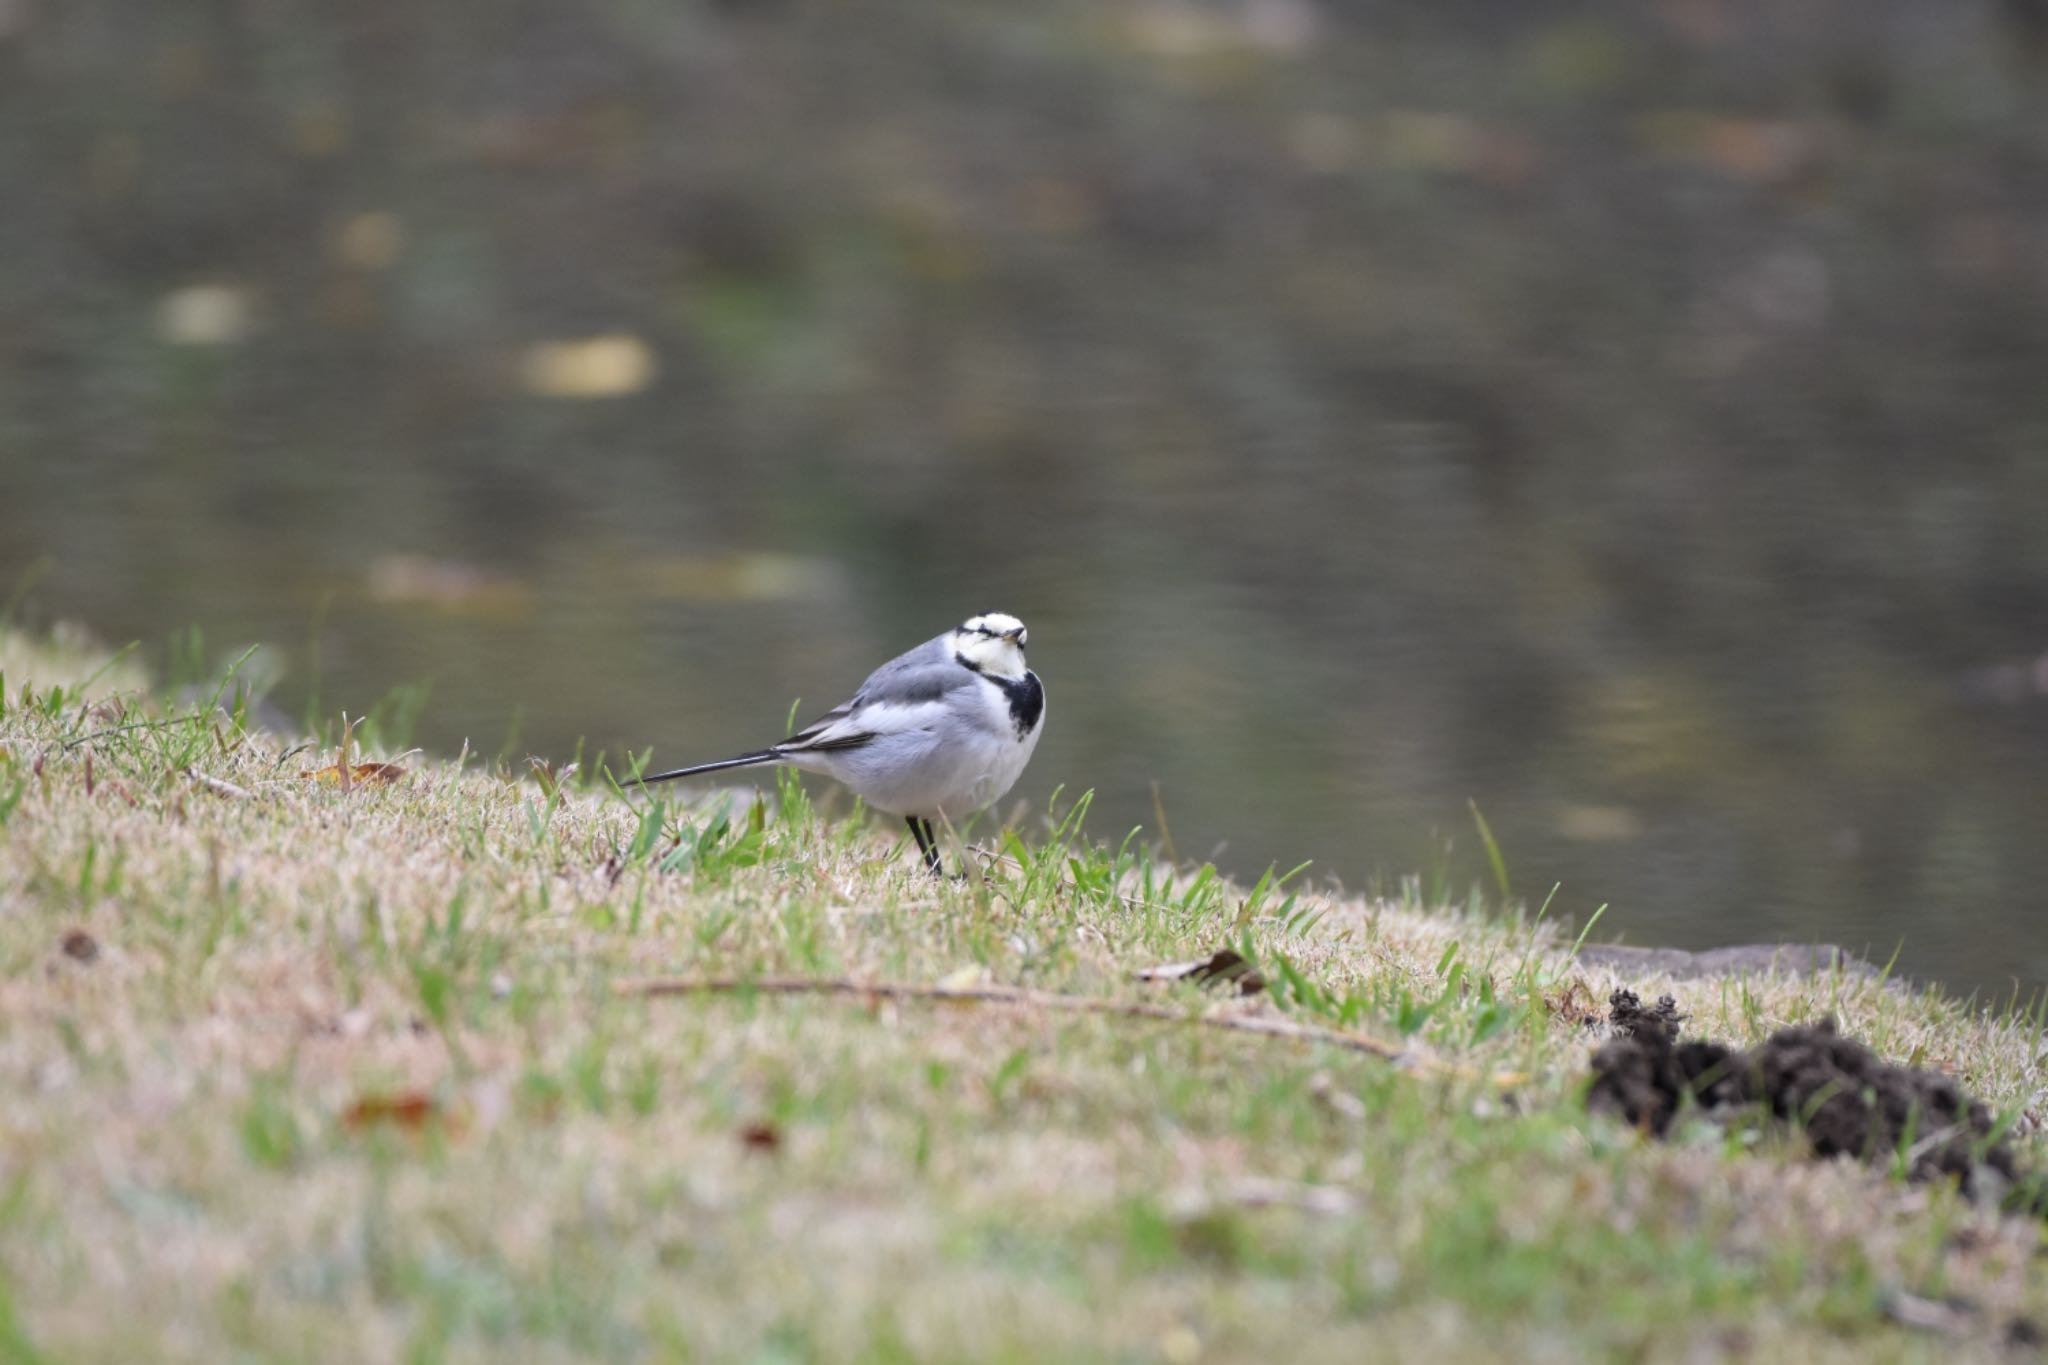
629, 612, 1045, 874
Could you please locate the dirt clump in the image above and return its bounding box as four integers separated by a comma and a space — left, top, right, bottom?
1587, 990, 2027, 1202
1603, 990, 1688, 1042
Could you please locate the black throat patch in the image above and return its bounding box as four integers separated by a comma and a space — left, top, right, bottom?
994, 671, 1045, 739
956, 652, 1045, 739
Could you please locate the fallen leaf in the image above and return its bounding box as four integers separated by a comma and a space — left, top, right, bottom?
1543, 978, 1602, 1026
157, 283, 256, 346
302, 762, 406, 787
342, 1091, 452, 1134
292, 99, 349, 158
520, 333, 656, 399
1160, 1326, 1202, 1365
1554, 802, 1641, 842
633, 551, 840, 604
334, 210, 404, 270
936, 965, 990, 992
1135, 948, 1267, 996
1632, 111, 1816, 185
366, 554, 532, 617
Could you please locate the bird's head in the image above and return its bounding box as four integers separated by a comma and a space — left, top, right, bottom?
951, 611, 1030, 679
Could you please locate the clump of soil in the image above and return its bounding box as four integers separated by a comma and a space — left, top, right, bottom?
1604, 990, 1687, 1041
1587, 989, 2030, 1203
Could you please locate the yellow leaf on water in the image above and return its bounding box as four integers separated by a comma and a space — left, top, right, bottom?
292, 99, 350, 158
519, 333, 656, 399
366, 553, 532, 618
1631, 111, 1814, 184
157, 284, 255, 346
334, 211, 404, 271
633, 552, 840, 603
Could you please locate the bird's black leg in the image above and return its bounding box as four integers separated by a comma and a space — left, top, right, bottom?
906, 816, 944, 877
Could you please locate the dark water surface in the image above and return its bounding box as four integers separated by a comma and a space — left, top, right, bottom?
5, 0, 2048, 995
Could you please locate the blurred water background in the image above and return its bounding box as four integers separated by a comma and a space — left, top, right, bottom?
5, 0, 2048, 995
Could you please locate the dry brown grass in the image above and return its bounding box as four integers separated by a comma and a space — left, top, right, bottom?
2, 625, 2044, 1363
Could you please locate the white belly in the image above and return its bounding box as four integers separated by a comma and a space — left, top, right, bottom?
790, 679, 1043, 820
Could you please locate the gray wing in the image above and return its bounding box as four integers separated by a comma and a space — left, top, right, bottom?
777, 632, 965, 753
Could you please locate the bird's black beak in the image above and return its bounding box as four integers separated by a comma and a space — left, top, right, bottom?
1001, 628, 1025, 645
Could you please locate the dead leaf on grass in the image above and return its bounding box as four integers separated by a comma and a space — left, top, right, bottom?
1135, 948, 1267, 996
1542, 978, 1602, 1026
342, 1091, 457, 1134
302, 762, 406, 787
299, 715, 410, 790
936, 965, 990, 992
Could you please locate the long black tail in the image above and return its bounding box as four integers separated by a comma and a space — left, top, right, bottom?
627, 749, 782, 786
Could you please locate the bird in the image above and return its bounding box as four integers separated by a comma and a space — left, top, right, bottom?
628, 612, 1046, 875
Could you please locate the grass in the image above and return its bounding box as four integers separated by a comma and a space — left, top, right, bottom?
2, 627, 2046, 1362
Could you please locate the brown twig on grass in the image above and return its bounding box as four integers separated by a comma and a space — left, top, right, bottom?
617, 973, 1431, 1066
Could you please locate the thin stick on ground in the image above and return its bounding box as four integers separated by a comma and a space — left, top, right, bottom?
185, 768, 254, 800
617, 973, 1440, 1068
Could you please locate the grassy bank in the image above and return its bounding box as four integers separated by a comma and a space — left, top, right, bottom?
1, 628, 2044, 1363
